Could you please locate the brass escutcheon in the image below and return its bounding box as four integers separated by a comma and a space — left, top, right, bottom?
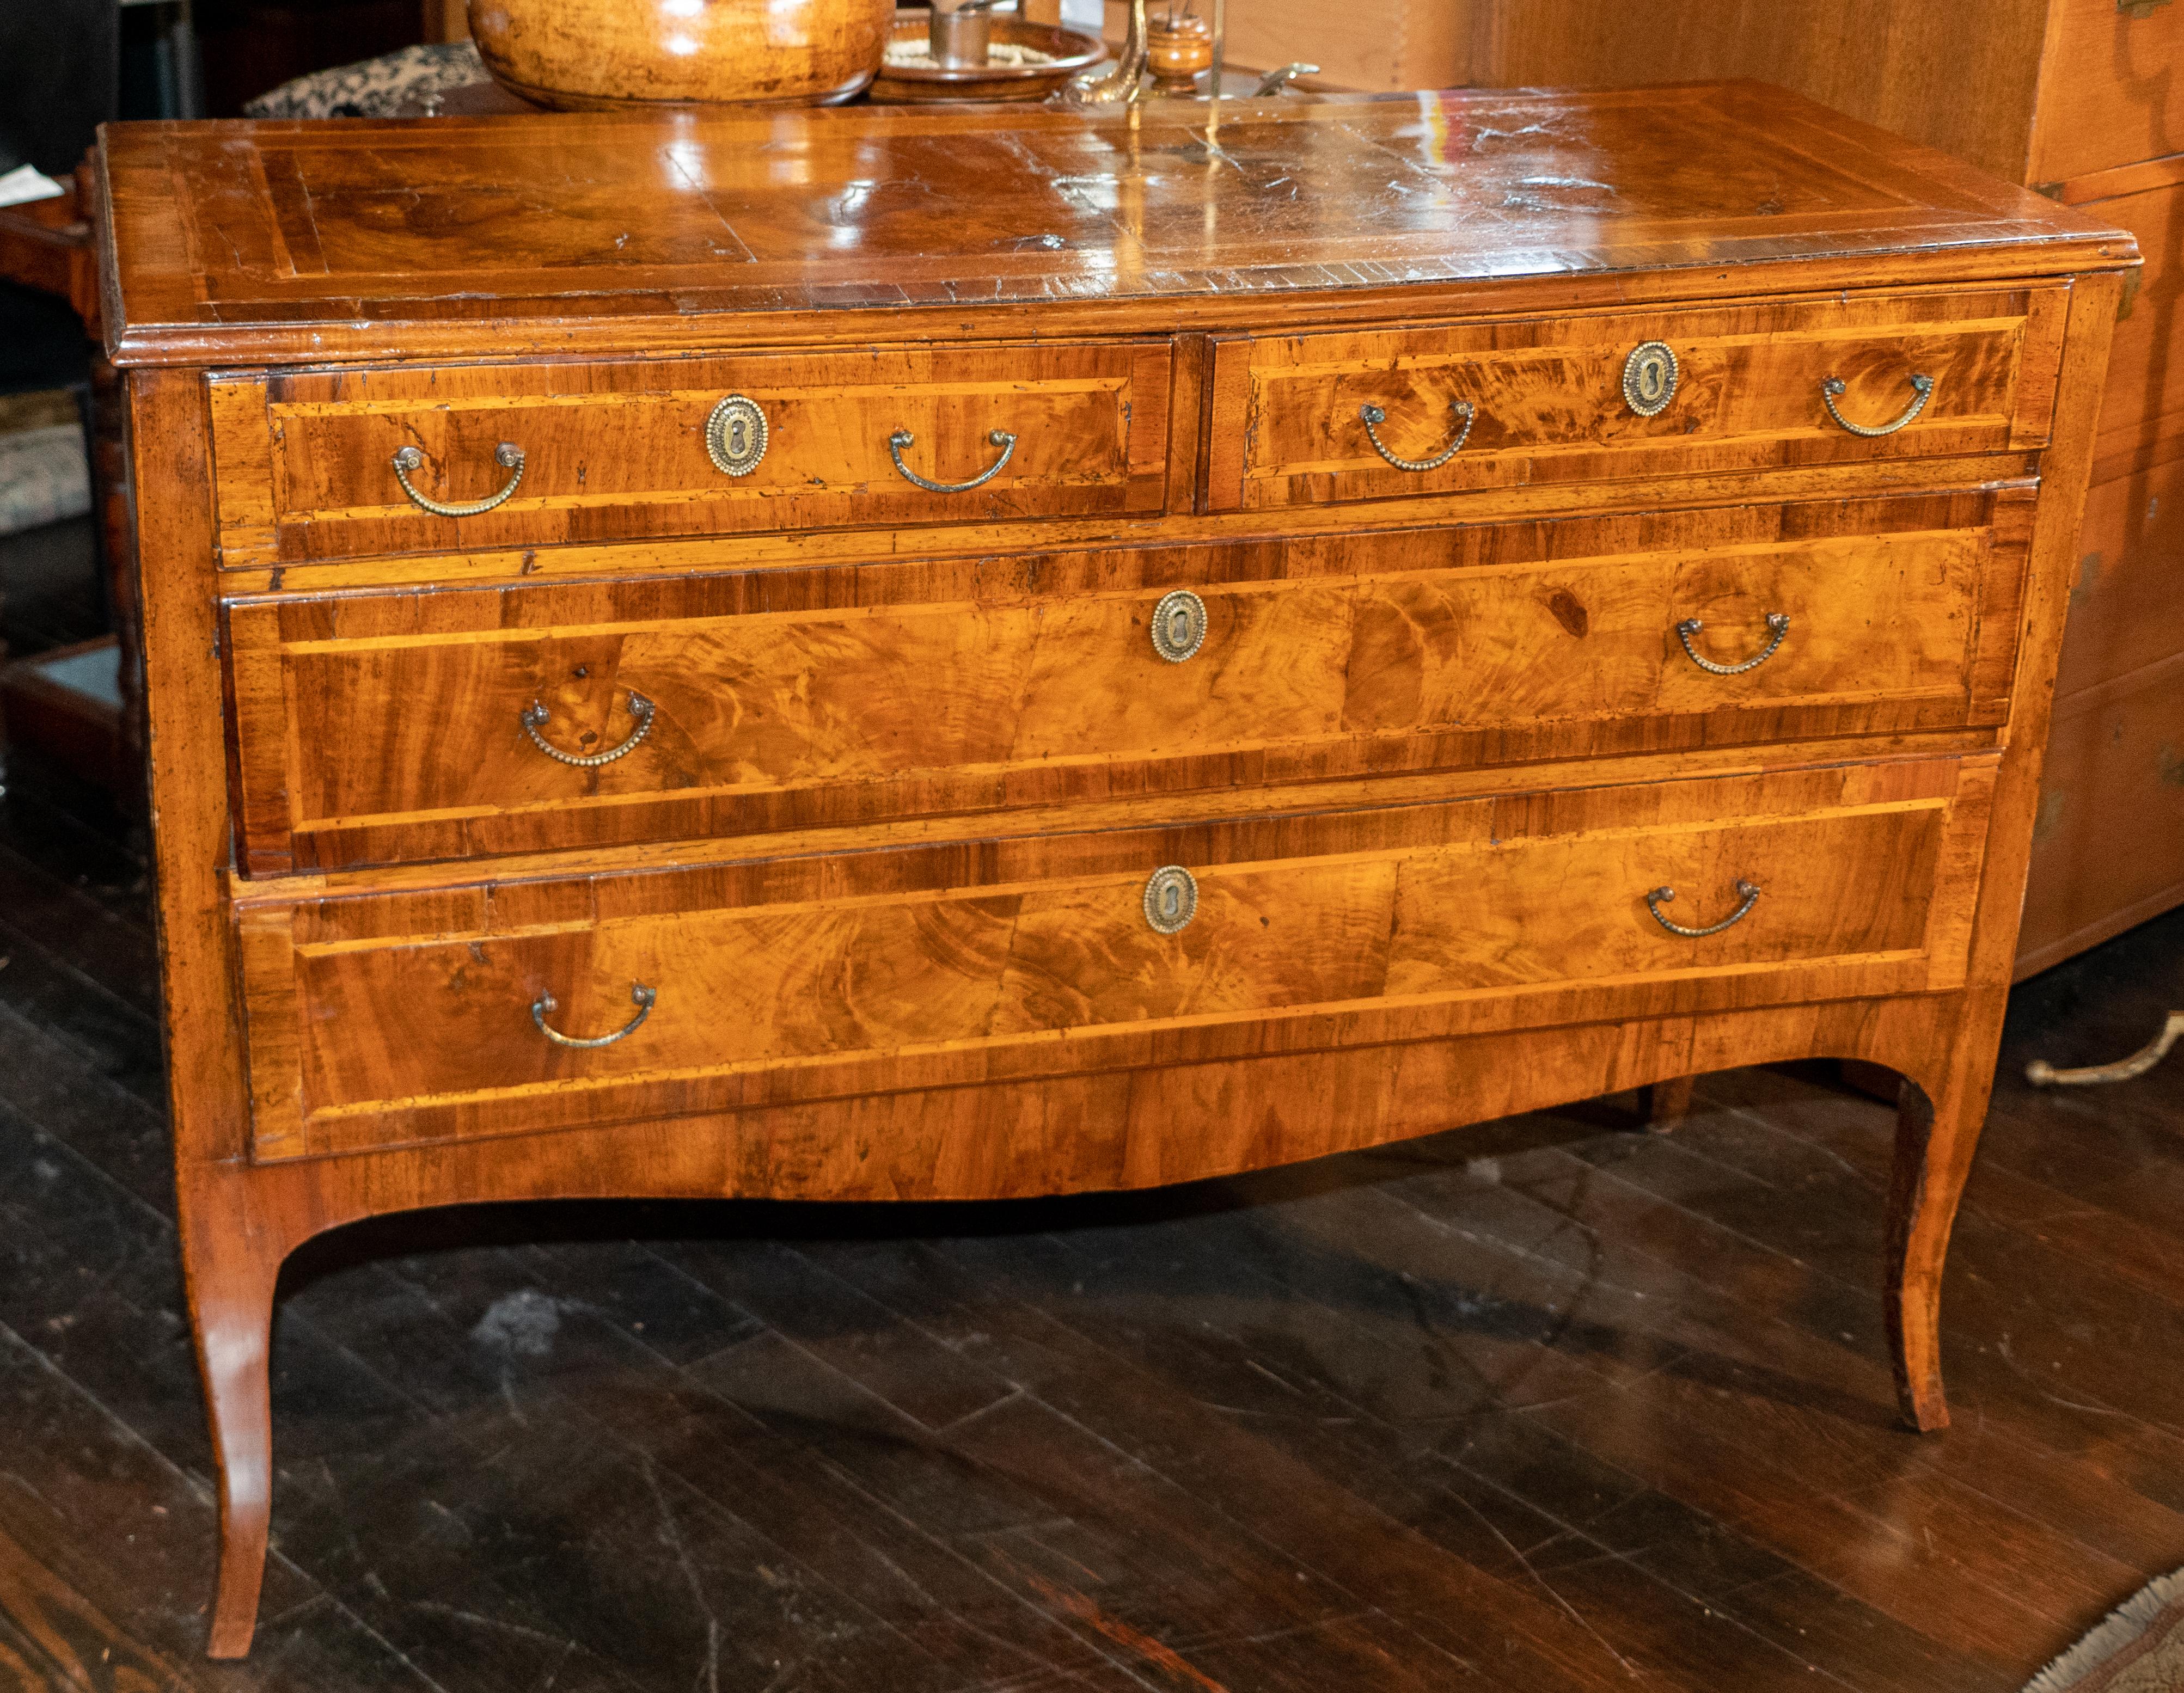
706, 395, 768, 477
1623, 341, 1679, 416
1143, 865, 1198, 935
1149, 590, 1208, 664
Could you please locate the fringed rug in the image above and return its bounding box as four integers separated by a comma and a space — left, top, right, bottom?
2029, 1571, 2184, 1693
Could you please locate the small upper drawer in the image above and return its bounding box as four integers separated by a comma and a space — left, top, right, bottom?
207, 340, 1176, 568
1208, 288, 2065, 513
223, 488, 2030, 875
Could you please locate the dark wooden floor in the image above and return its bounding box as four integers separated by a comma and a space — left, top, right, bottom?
2, 715, 2182, 1691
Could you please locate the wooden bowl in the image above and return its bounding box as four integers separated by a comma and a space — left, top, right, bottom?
469, 0, 897, 109
868, 10, 1106, 103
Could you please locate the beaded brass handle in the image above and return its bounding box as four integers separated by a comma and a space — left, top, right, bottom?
1358, 399, 1475, 471
1820, 373, 1934, 438
391, 442, 525, 516
521, 693, 654, 768
1647, 880, 1761, 938
1675, 612, 1791, 676
531, 983, 656, 1049
888, 428, 1017, 493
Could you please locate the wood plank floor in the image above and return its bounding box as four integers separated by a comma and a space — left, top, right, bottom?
1, 753, 2180, 1693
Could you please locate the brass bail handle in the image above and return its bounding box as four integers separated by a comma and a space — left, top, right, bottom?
888, 427, 1018, 493
391, 441, 525, 517
531, 982, 657, 1048
1820, 372, 1934, 438
1358, 398, 1475, 472
521, 692, 656, 768
1675, 612, 1790, 677
1646, 879, 1761, 938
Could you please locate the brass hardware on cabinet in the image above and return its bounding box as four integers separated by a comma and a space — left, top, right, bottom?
1142, 865, 1198, 935
1622, 341, 1680, 416
1149, 590, 1208, 664
531, 982, 657, 1048
705, 394, 768, 476
1646, 879, 1761, 938
1675, 612, 1791, 676
888, 427, 1017, 493
1820, 372, 1934, 437
1359, 399, 1474, 471
391, 441, 525, 517
521, 692, 656, 767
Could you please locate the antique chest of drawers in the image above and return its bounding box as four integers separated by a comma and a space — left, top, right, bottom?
93, 85, 2133, 1656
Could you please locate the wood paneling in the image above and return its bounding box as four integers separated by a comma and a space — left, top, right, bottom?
2017, 655, 2184, 973
1213, 290, 2053, 513
2028, 0, 2184, 187
224, 492, 2029, 873
233, 757, 1994, 1162
210, 340, 1173, 567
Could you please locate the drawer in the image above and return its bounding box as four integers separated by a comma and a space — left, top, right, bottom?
224, 489, 2033, 874
2028, 0, 2184, 187
206, 340, 1176, 568
234, 756, 1997, 1163
1208, 289, 2064, 513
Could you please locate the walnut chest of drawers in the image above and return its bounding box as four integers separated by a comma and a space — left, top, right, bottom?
93, 85, 2135, 1657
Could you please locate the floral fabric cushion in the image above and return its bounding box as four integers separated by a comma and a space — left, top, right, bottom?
242, 42, 488, 120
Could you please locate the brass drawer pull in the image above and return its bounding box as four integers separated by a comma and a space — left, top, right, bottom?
888, 427, 1017, 493
1675, 612, 1790, 676
521, 692, 655, 767
1359, 398, 1474, 471
1820, 372, 1934, 438
391, 441, 525, 516
1143, 865, 1198, 934
1150, 590, 1208, 663
1647, 879, 1761, 938
531, 982, 657, 1049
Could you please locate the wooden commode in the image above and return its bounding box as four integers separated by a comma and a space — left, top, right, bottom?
92, 86, 2134, 1657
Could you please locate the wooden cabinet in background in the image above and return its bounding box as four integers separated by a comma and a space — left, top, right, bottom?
1435, 0, 2184, 973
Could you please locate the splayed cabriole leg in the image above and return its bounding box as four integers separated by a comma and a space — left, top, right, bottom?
178, 1169, 289, 1659
1881, 998, 2004, 1434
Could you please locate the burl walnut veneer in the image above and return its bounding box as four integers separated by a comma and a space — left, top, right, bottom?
93, 86, 2135, 1657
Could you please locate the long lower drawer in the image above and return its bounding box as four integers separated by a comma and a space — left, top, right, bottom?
235, 756, 1997, 1163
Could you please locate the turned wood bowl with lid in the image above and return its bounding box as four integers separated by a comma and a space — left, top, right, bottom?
469, 0, 897, 109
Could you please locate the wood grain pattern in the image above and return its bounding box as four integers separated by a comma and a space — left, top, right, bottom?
468, 0, 895, 109
222, 491, 2027, 873
1429, 3, 2177, 983
93, 88, 2137, 1659
233, 757, 1993, 1162
210, 341, 1171, 567
94, 87, 2134, 371
1217, 290, 2052, 512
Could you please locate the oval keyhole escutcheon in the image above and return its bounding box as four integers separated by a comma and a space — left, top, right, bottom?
706, 394, 769, 477
1149, 589, 1208, 664
1623, 341, 1679, 417
1142, 865, 1198, 935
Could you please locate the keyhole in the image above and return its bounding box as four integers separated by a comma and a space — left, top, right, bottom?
1168, 608, 1190, 647
728, 416, 747, 456
1638, 362, 1663, 403
1161, 884, 1181, 921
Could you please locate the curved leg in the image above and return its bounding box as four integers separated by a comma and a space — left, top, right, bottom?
178, 1169, 287, 1658
1883, 1052, 1995, 1434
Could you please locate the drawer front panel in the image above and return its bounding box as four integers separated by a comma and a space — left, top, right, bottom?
1210, 289, 2063, 512
209, 340, 1174, 567
235, 757, 1996, 1162
226, 489, 2031, 874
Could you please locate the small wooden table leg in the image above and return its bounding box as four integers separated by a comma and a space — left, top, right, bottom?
1641, 1075, 1696, 1132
